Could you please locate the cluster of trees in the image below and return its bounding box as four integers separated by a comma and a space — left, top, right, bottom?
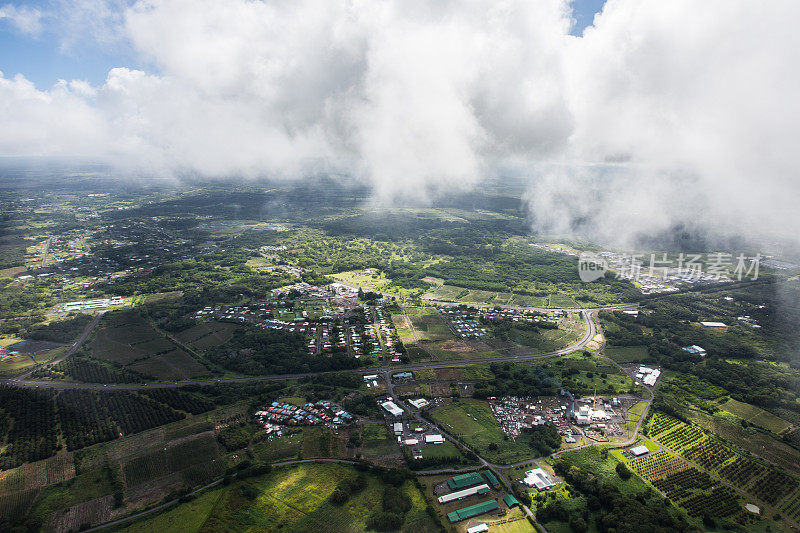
102, 255, 296, 306
97, 391, 184, 435
139, 389, 215, 415
367, 485, 412, 531
34, 354, 145, 384
473, 362, 560, 399
208, 326, 364, 375
57, 390, 118, 451
342, 392, 380, 417
404, 449, 476, 470
329, 472, 368, 505
0, 277, 84, 317
524, 425, 561, 456
0, 387, 59, 469
421, 234, 639, 303
185, 380, 289, 408
0, 245, 24, 270
535, 458, 691, 532
217, 423, 255, 451
26, 314, 93, 343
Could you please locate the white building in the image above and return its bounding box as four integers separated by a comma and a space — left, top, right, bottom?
467, 524, 489, 533
380, 400, 404, 417
523, 468, 557, 490
682, 345, 707, 357
438, 484, 490, 504
700, 321, 727, 327
630, 445, 649, 457
408, 398, 429, 409
425, 434, 445, 444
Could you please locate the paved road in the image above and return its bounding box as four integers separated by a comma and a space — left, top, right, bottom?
41, 236, 52, 268
2, 308, 605, 390
81, 308, 625, 533
12, 311, 105, 382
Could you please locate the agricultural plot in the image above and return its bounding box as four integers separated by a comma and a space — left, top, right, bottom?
0, 488, 40, 523
404, 307, 455, 342
300, 427, 337, 459
627, 451, 746, 521
424, 284, 469, 302
548, 294, 580, 308
89, 311, 209, 380
130, 348, 208, 380
174, 321, 239, 351
167, 433, 220, 471
420, 442, 462, 460
604, 345, 650, 363
123, 432, 221, 490
721, 398, 791, 434
180, 460, 225, 487
360, 424, 400, 458
648, 412, 800, 515
251, 433, 302, 462
780, 491, 800, 522
683, 407, 800, 477
26, 464, 119, 530
508, 294, 550, 308
122, 462, 437, 533
46, 494, 113, 533
0, 453, 75, 498
117, 486, 226, 533
123, 450, 168, 488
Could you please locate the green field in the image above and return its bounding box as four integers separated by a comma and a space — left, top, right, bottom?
604, 345, 650, 363
173, 321, 239, 351
116, 463, 438, 533
720, 398, 791, 434
505, 313, 585, 353
89, 311, 210, 380
554, 446, 650, 496
420, 442, 461, 460
361, 424, 399, 458
27, 464, 118, 528
116, 486, 225, 533
404, 307, 454, 342
431, 399, 533, 464
251, 433, 303, 462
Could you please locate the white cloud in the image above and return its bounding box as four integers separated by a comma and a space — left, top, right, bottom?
0, 0, 799, 245
0, 3, 42, 35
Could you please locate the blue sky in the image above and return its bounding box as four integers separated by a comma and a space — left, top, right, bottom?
0, 0, 606, 89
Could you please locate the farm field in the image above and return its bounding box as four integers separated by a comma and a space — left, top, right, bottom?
681, 407, 800, 477
251, 433, 302, 463
647, 411, 800, 517
361, 424, 400, 458
116, 463, 438, 533
420, 441, 461, 460
431, 399, 532, 464
88, 311, 211, 380
422, 285, 584, 309
404, 307, 454, 342
503, 312, 585, 353
115, 486, 225, 533
720, 398, 792, 434
604, 344, 650, 363
26, 463, 119, 530
174, 321, 241, 352
422, 340, 503, 362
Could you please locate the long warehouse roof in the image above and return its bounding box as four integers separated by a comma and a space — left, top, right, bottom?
446, 500, 499, 523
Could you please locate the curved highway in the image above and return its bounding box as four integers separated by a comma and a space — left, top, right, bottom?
1, 307, 611, 390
